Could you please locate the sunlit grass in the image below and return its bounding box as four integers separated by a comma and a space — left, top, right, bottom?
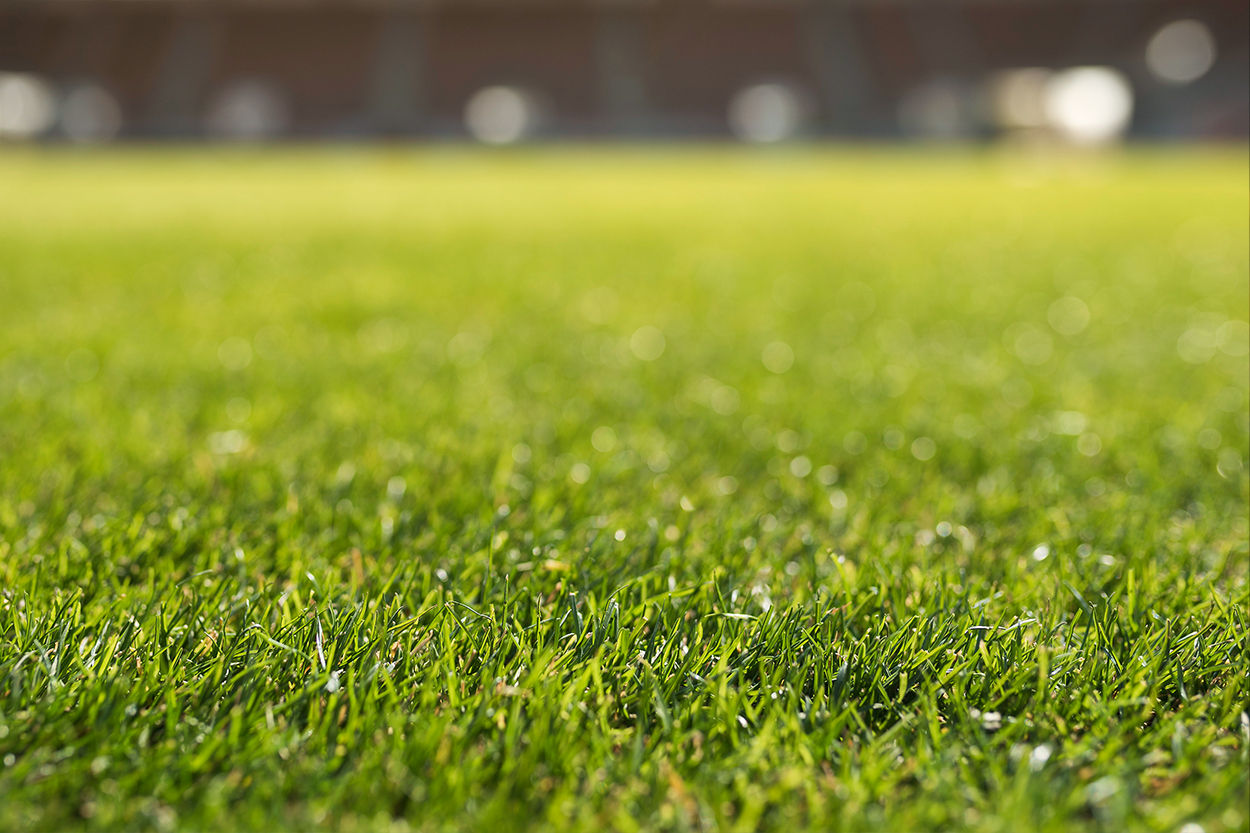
0, 147, 1246, 832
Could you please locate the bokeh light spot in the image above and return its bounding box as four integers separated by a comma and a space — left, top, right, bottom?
1146, 20, 1217, 85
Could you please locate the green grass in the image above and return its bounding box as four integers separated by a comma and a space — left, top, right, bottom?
0, 147, 1246, 832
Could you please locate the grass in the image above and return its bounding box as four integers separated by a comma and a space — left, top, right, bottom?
0, 146, 1246, 832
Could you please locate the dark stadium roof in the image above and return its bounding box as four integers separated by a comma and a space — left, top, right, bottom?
2, 0, 1172, 7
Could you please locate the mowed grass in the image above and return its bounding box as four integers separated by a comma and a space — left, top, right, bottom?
0, 147, 1246, 833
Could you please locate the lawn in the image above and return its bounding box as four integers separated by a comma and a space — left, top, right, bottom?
0, 147, 1246, 832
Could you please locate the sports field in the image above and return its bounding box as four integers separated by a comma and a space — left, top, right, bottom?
0, 148, 1246, 832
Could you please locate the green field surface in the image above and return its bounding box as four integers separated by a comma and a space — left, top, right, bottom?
0, 148, 1247, 832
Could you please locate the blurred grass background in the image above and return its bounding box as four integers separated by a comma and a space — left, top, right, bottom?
2, 148, 1246, 567
2, 149, 1245, 509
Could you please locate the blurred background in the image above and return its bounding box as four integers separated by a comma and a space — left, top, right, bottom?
0, 0, 1246, 145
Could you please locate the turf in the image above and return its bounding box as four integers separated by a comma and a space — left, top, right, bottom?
0, 147, 1246, 832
